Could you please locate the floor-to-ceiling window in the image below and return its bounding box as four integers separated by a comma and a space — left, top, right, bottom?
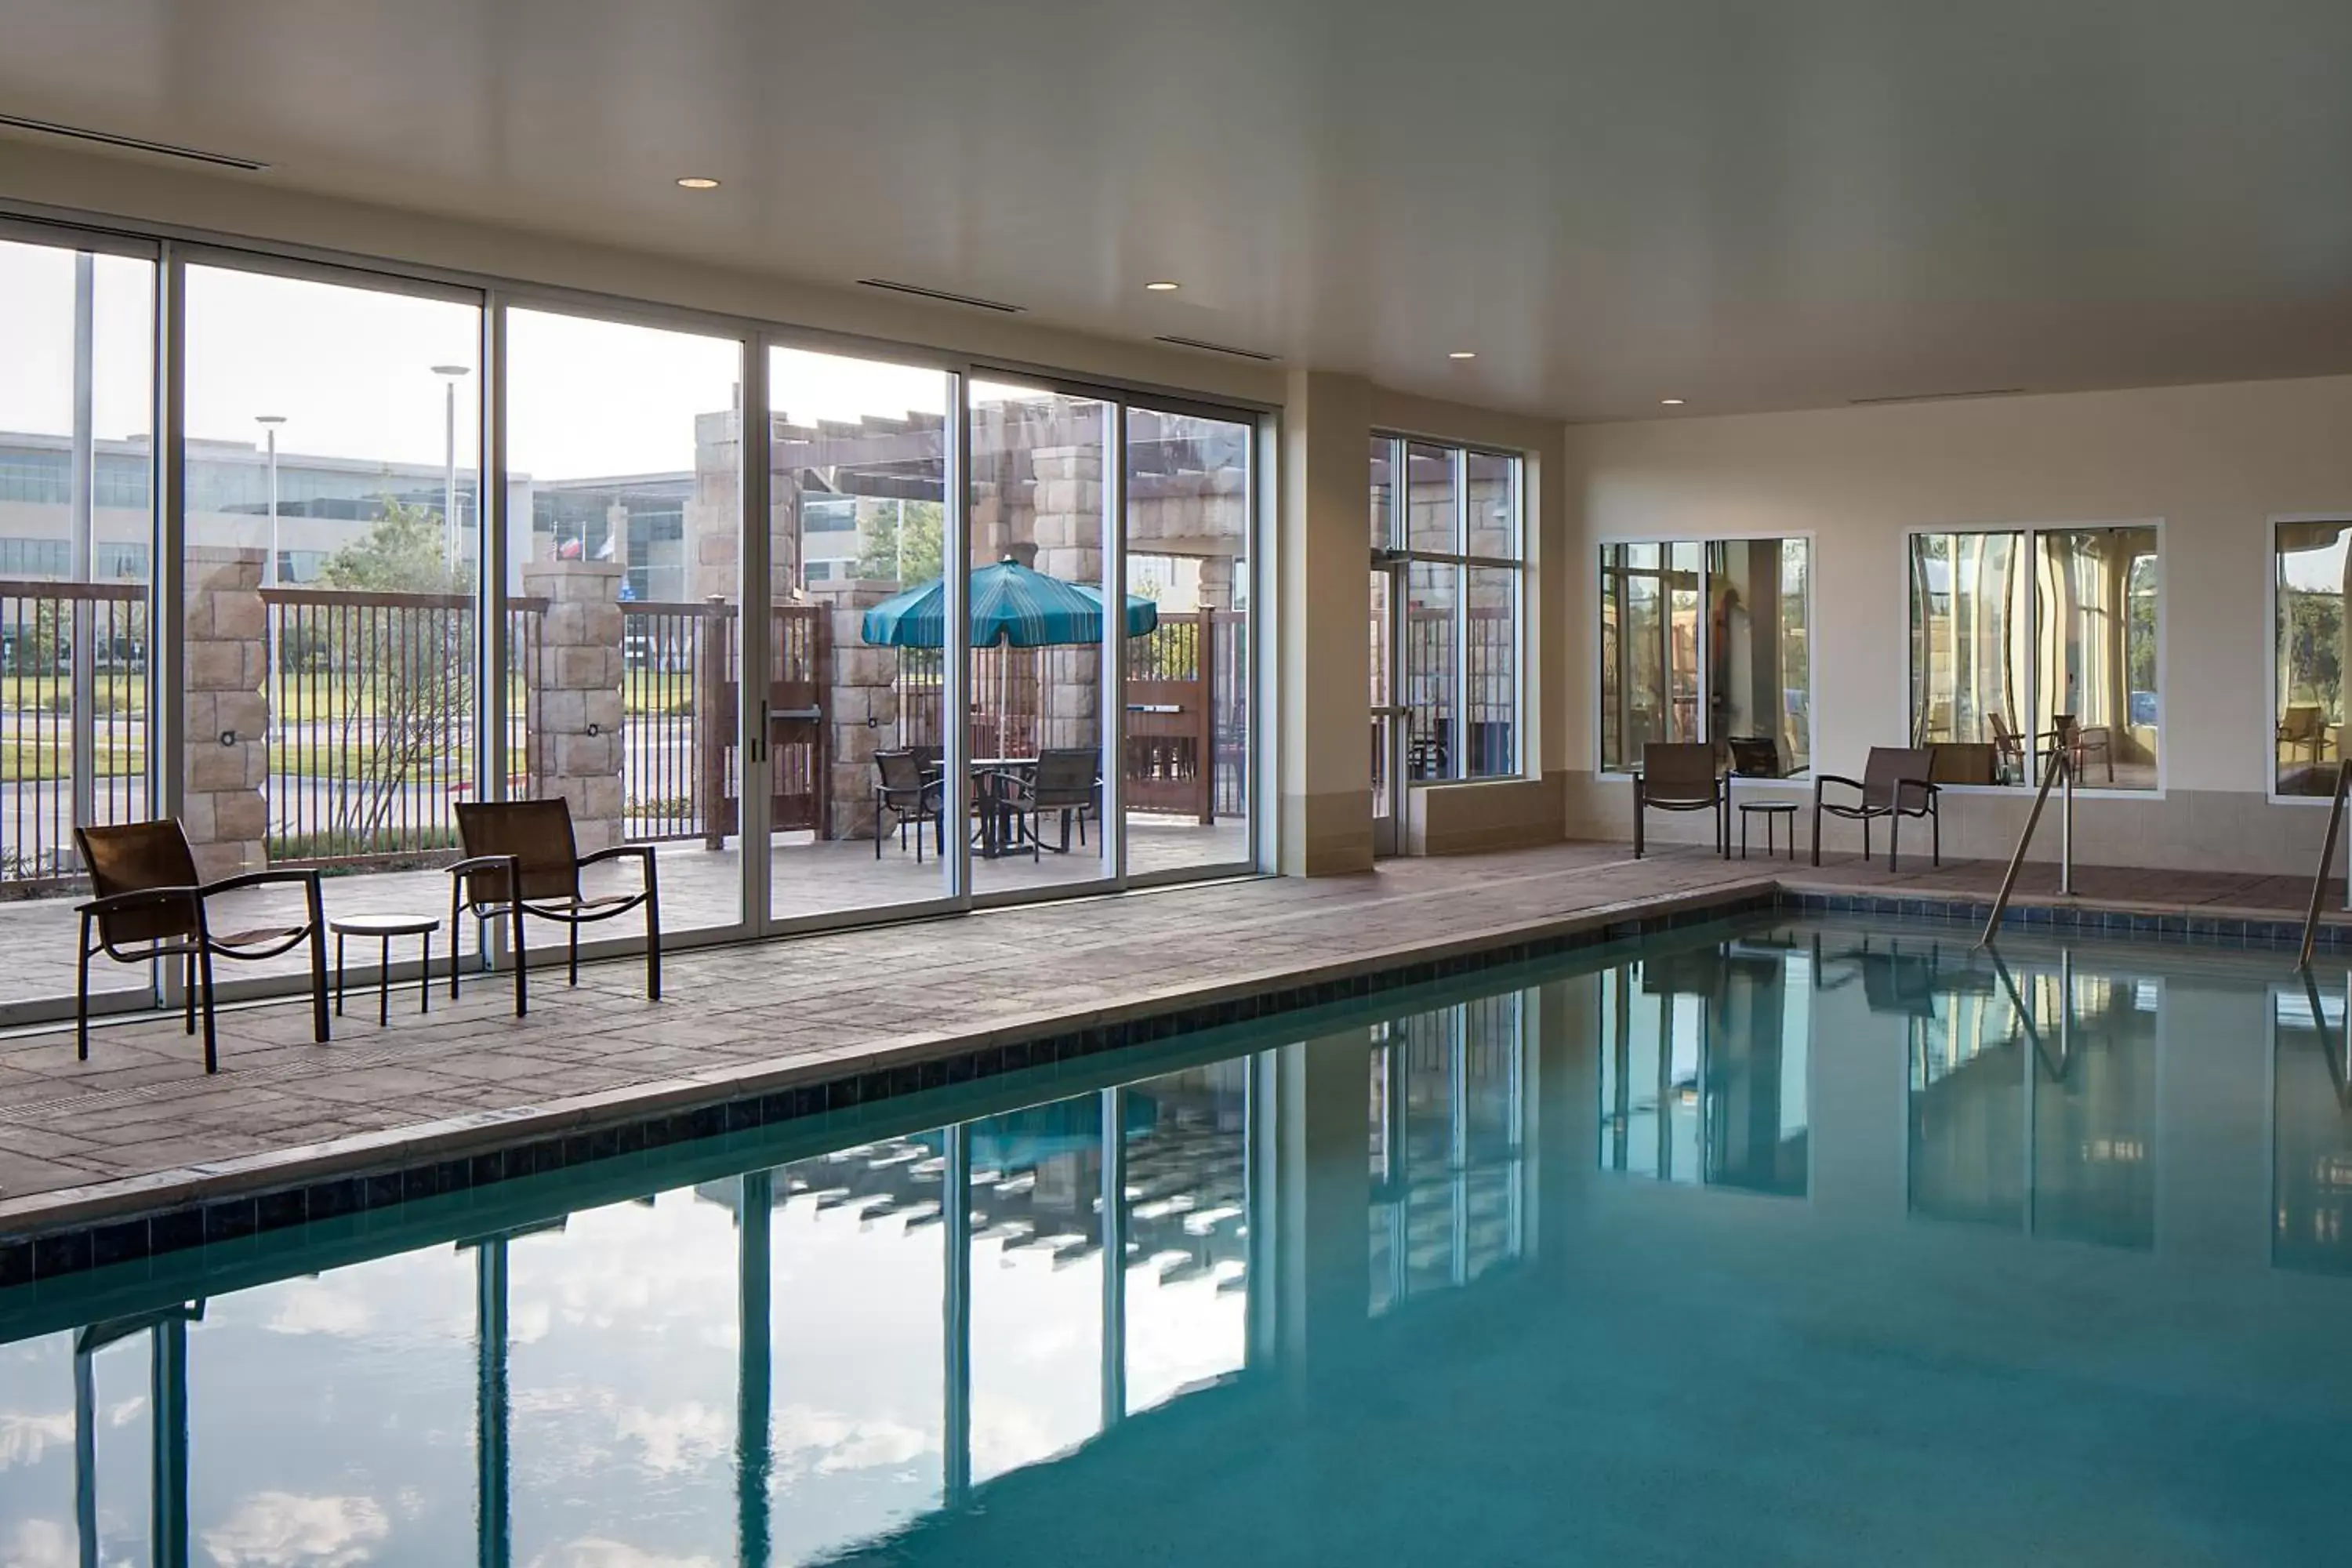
1125, 406, 1254, 876
1370, 435, 1528, 793
963, 383, 1114, 896
182, 261, 486, 981
506, 307, 744, 946
0, 232, 156, 1019
764, 345, 955, 920
0, 215, 1265, 1026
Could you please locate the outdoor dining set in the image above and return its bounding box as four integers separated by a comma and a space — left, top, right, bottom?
860, 554, 1147, 863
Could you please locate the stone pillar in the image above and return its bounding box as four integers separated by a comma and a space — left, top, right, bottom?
521, 558, 626, 851
1197, 555, 1237, 612
811, 579, 902, 842
1030, 445, 1103, 752
182, 546, 270, 880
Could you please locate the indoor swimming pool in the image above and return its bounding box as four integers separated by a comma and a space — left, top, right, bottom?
3, 915, 2350, 1566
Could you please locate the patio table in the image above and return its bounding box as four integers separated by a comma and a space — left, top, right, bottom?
918, 757, 1040, 858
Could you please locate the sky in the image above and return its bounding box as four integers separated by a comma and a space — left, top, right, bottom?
0, 239, 970, 483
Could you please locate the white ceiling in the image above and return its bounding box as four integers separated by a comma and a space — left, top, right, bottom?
6, 0, 2352, 421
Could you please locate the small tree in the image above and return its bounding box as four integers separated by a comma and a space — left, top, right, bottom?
314, 499, 473, 851
854, 499, 945, 585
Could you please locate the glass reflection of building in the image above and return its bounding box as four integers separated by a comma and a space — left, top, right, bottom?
1597, 938, 1810, 1196
2273, 980, 2352, 1276
1900, 942, 2156, 1248
1370, 994, 1527, 1315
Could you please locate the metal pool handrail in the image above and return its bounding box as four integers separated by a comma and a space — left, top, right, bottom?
1977, 749, 2074, 949
2296, 760, 2352, 970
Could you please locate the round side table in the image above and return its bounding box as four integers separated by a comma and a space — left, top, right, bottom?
1737, 800, 1799, 862
332, 913, 441, 1025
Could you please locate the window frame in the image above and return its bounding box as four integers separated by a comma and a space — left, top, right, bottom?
1899, 519, 2165, 799
1372, 431, 1529, 786
2267, 512, 2352, 805
1593, 528, 1817, 784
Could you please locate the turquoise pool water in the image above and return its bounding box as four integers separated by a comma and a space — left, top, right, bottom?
4, 916, 2350, 1566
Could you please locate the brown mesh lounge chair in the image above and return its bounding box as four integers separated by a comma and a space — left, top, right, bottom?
993, 748, 1101, 859
1633, 742, 1727, 858
448, 800, 660, 1017
1726, 736, 1783, 778
1988, 712, 2028, 783
2042, 714, 2114, 783
74, 820, 329, 1073
873, 748, 946, 861
1813, 747, 1940, 870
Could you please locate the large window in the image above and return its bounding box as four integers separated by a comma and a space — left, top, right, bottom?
0, 215, 1265, 1027
1369, 437, 1525, 782
1599, 537, 1812, 776
0, 234, 155, 1020
1907, 524, 2160, 789
2275, 519, 2352, 797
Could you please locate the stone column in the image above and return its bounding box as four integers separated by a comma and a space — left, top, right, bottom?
811, 579, 902, 842
1029, 445, 1103, 752
521, 558, 626, 851
1197, 555, 1237, 612
183, 546, 270, 880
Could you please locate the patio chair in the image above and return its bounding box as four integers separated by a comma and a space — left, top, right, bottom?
1988, 713, 2027, 782
448, 799, 659, 1018
1726, 735, 1783, 778
2279, 705, 2330, 765
2042, 713, 2114, 782
1812, 746, 1939, 870
995, 748, 1101, 858
873, 748, 946, 861
1632, 742, 1726, 858
73, 820, 329, 1074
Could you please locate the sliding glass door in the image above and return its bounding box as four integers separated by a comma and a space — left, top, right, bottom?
181, 261, 485, 982
506, 307, 745, 947
0, 229, 157, 1019
964, 382, 1116, 897
763, 345, 956, 923
0, 216, 1265, 1025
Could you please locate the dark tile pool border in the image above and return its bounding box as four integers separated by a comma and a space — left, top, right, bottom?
0, 887, 1784, 1287
1777, 887, 2347, 950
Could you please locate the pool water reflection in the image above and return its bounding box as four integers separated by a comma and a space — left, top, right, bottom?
6, 917, 2352, 1566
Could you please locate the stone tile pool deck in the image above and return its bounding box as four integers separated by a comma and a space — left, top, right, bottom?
2, 840, 2343, 1278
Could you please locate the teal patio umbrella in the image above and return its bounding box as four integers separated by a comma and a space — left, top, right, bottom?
862, 556, 1158, 648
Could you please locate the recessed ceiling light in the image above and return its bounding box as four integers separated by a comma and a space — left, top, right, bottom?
676, 176, 720, 190
1448, 350, 1477, 361
1145, 280, 1181, 292
1661, 397, 1686, 406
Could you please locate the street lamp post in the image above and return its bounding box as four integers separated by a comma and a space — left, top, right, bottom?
433, 365, 471, 581
256, 416, 286, 733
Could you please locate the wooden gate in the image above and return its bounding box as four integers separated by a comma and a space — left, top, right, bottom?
702, 604, 829, 841
1124, 611, 1221, 823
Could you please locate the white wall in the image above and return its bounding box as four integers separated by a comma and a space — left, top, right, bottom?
1566, 375, 2352, 874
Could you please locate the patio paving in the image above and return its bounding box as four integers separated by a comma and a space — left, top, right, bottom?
0, 815, 1252, 1008
0, 835, 2341, 1242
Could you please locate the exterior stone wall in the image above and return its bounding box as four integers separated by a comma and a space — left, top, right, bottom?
521, 559, 626, 851
811, 580, 902, 844
1029, 445, 1104, 752
183, 545, 269, 880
